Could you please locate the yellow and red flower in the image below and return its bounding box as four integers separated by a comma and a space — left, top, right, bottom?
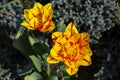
21, 3, 55, 32
47, 22, 92, 75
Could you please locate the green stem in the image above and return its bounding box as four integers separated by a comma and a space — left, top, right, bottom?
47, 63, 51, 76
42, 33, 45, 45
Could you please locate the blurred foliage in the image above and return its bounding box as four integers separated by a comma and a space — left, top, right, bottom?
0, 0, 120, 80
0, 0, 26, 80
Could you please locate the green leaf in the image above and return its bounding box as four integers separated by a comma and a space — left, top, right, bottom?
56, 21, 66, 32
62, 76, 70, 80
42, 53, 48, 60
24, 72, 43, 80
15, 27, 24, 39
49, 75, 58, 80
13, 28, 35, 60
28, 33, 41, 53
29, 55, 41, 72
28, 31, 49, 54
29, 32, 39, 46
19, 63, 33, 76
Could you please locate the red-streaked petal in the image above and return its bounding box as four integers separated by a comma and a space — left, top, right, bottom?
80, 55, 92, 66
80, 32, 90, 45
33, 3, 43, 16
80, 45, 93, 56
41, 21, 55, 32
42, 3, 53, 22
65, 66, 78, 75
65, 22, 78, 34
50, 44, 63, 61
52, 32, 63, 42
64, 60, 76, 68
21, 21, 35, 30
24, 9, 36, 22
47, 55, 60, 64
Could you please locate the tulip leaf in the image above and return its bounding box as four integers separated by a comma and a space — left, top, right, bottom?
24, 72, 43, 80
15, 27, 24, 39
62, 76, 70, 80
13, 28, 35, 60
28, 34, 41, 53
19, 63, 33, 76
42, 53, 48, 60
28, 31, 49, 54
56, 21, 66, 32
49, 75, 58, 80
29, 55, 41, 72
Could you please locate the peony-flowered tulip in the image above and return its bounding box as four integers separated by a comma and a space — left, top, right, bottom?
47, 22, 92, 75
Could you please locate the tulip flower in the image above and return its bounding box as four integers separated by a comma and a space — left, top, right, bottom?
21, 3, 55, 32
47, 22, 92, 75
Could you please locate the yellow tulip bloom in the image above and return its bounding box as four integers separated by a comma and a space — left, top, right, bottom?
47, 22, 92, 75
21, 3, 55, 32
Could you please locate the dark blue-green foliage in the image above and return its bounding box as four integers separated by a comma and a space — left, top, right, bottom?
52, 0, 120, 39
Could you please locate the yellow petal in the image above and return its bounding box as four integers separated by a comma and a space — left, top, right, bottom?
80, 32, 90, 45
21, 21, 35, 30
50, 44, 63, 61
64, 30, 72, 38
24, 9, 35, 21
52, 43, 61, 52
64, 60, 76, 68
65, 66, 78, 75
33, 3, 43, 16
47, 55, 60, 64
42, 3, 53, 22
47, 21, 55, 32
24, 3, 43, 22
80, 45, 93, 56
75, 57, 83, 67
44, 3, 52, 10
29, 17, 39, 29
41, 21, 55, 32
52, 32, 63, 42
33, 3, 43, 9
80, 55, 92, 66
58, 37, 67, 45
69, 34, 80, 43
65, 22, 78, 34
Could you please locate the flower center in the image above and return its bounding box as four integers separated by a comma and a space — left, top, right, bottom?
60, 40, 79, 61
